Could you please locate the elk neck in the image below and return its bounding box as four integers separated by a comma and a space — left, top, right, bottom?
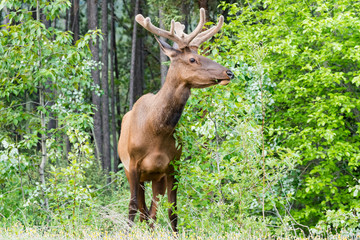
152, 68, 191, 134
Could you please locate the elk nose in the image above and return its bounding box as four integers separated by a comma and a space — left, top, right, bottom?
226, 70, 234, 79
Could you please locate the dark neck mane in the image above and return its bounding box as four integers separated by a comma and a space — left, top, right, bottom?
151, 72, 190, 133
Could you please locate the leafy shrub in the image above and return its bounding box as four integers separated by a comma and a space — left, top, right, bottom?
219, 0, 360, 230
0, 0, 101, 228
175, 34, 297, 234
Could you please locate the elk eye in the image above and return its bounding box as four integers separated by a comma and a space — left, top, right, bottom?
189, 58, 196, 63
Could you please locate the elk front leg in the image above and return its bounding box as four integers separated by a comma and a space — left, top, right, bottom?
149, 176, 166, 228
167, 172, 178, 233
127, 169, 140, 225
138, 181, 149, 222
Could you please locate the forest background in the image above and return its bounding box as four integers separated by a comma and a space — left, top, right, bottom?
0, 0, 359, 238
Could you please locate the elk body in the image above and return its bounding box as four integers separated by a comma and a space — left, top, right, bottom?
118, 8, 234, 232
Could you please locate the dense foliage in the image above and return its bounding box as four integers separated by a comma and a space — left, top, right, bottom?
0, 0, 101, 228
218, 0, 360, 231
0, 0, 359, 238
176, 44, 296, 234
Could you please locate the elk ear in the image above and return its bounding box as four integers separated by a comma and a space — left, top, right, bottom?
172, 42, 179, 50
155, 36, 180, 58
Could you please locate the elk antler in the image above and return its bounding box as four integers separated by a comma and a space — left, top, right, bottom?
135, 8, 224, 49
189, 15, 224, 48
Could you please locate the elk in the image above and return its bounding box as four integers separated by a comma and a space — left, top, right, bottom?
118, 8, 234, 232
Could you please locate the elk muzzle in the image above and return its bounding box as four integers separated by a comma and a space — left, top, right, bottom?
218, 70, 234, 86
226, 70, 234, 79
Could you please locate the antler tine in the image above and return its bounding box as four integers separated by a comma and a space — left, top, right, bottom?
189, 15, 224, 48
135, 14, 185, 48
169, 19, 175, 35
174, 22, 186, 38
184, 8, 206, 45
135, 8, 221, 49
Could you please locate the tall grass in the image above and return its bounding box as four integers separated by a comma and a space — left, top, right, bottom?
2, 190, 359, 240
1, 221, 359, 240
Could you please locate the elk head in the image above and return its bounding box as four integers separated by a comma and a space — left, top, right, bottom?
135, 8, 234, 88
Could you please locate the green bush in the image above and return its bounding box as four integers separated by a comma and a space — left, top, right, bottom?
175, 33, 297, 234
219, 0, 360, 229
0, 0, 101, 228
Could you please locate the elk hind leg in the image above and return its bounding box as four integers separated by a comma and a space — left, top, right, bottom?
167, 172, 178, 233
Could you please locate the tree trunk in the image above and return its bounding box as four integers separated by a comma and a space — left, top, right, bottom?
36, 0, 49, 212
114, 37, 119, 80
65, 8, 69, 31
46, 89, 56, 141
159, 8, 168, 86
116, 87, 122, 142
181, 2, 190, 33
101, 0, 111, 178
64, 133, 71, 163
87, 0, 103, 161
113, 8, 120, 138
70, 0, 80, 43
135, 29, 144, 96
198, 0, 209, 22
41, 10, 51, 28
129, 0, 144, 109
110, 0, 119, 173
3, 7, 10, 27
41, 5, 56, 140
